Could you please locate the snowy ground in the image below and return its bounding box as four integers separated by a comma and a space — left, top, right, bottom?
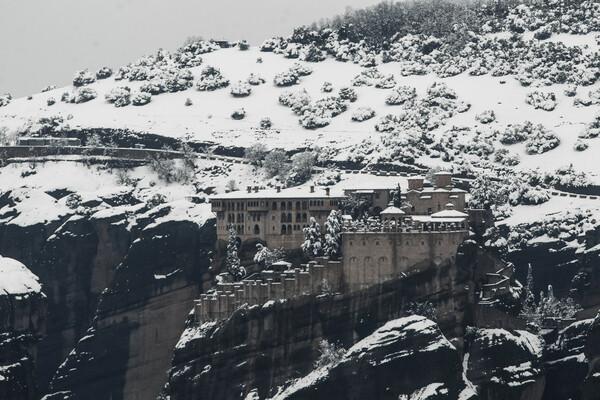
1, 36, 600, 183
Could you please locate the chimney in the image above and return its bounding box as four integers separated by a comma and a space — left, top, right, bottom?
310, 186, 315, 193
247, 186, 252, 193
407, 177, 424, 191
254, 186, 259, 193
276, 186, 281, 193
325, 187, 330, 196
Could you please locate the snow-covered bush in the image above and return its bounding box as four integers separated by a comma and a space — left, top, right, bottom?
62, 87, 97, 104
260, 117, 272, 129
494, 149, 520, 166
475, 110, 496, 124
573, 139, 588, 151
196, 66, 229, 91
230, 81, 252, 97
321, 82, 333, 92
47, 97, 56, 106
289, 63, 313, 76
260, 37, 285, 52
525, 125, 560, 154
105, 86, 131, 107
299, 112, 330, 129
273, 70, 299, 87
185, 98, 193, 106
146, 193, 166, 209
0, 93, 11, 107
95, 67, 113, 80
247, 73, 265, 85
313, 96, 347, 118
279, 90, 311, 114
253, 244, 285, 269
351, 107, 375, 122
499, 122, 534, 144
338, 87, 357, 102
525, 91, 557, 111
72, 69, 96, 87
300, 43, 326, 62
231, 108, 246, 120
314, 340, 345, 369
132, 92, 151, 106
66, 193, 82, 209
581, 115, 600, 138
385, 86, 417, 105
238, 40, 249, 51
564, 85, 577, 97
41, 85, 57, 93
351, 68, 384, 86
375, 74, 396, 89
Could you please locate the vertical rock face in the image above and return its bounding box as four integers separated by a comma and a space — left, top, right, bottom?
0, 255, 47, 400
44, 218, 215, 400
582, 311, 600, 399
466, 328, 545, 400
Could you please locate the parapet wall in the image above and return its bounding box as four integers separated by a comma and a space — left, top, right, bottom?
195, 260, 342, 321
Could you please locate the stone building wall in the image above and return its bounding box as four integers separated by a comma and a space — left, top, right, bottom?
341, 230, 468, 291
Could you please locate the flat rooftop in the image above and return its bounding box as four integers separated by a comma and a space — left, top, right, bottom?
211, 186, 345, 200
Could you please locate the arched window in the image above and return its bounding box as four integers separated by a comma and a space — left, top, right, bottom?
302, 213, 307, 222
287, 201, 292, 210
287, 224, 292, 234
296, 213, 301, 222
302, 201, 307, 210
281, 214, 287, 222
281, 225, 287, 234
281, 201, 286, 210
254, 225, 260, 235
287, 213, 292, 223
296, 201, 300, 210
272, 202, 277, 210
411, 205, 415, 212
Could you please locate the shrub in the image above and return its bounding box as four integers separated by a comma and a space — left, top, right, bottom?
231, 108, 246, 120
132, 92, 152, 106
247, 73, 265, 85
273, 70, 299, 87
338, 87, 357, 102
146, 193, 167, 209
525, 125, 560, 154
289, 63, 313, 76
47, 97, 56, 106
185, 98, 193, 106
279, 90, 311, 114
66, 193, 82, 209
300, 43, 326, 62
499, 122, 534, 144
260, 118, 273, 129
256, 57, 263, 63
264, 149, 289, 177
321, 82, 333, 92
526, 91, 557, 111
299, 112, 330, 129
140, 79, 167, 95
41, 85, 57, 93
238, 40, 250, 51
62, 87, 97, 104
105, 86, 131, 107
313, 96, 347, 118
230, 81, 252, 97
95, 67, 113, 80
196, 66, 229, 91
72, 69, 96, 87
385, 86, 416, 105
494, 149, 520, 166
564, 85, 577, 97
375, 74, 396, 89
352, 107, 376, 122
475, 110, 496, 124
0, 93, 12, 107
573, 139, 588, 151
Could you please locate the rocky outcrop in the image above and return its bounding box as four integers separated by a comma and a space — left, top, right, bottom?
543, 319, 592, 400
270, 316, 476, 400
0, 255, 46, 400
582, 310, 600, 399
44, 217, 215, 400
466, 328, 545, 400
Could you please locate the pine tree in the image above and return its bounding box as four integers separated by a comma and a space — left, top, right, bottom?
302, 217, 323, 257
323, 210, 342, 259
523, 264, 536, 311
226, 224, 245, 281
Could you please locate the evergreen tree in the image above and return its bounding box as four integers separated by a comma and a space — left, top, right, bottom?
253, 244, 285, 269
469, 174, 506, 210
323, 210, 342, 259
302, 217, 323, 257
390, 184, 402, 208
226, 225, 245, 281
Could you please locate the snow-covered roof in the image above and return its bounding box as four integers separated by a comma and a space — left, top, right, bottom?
381, 206, 405, 215
430, 209, 469, 218
211, 186, 344, 200
0, 255, 42, 295
412, 216, 466, 223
